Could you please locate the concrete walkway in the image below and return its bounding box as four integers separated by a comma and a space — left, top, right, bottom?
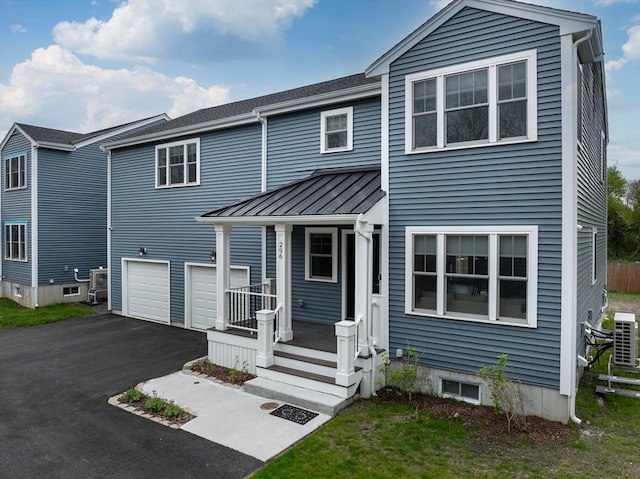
133, 371, 331, 462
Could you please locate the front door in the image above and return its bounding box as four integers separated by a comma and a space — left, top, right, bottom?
343, 231, 380, 320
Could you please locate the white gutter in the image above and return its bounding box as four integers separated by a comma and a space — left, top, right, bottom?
107, 149, 112, 312
31, 144, 39, 307
195, 214, 361, 226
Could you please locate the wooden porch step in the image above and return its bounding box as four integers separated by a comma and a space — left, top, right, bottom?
256, 364, 361, 399
274, 350, 336, 368
244, 377, 356, 416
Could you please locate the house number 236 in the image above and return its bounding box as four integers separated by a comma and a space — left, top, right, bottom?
278, 241, 284, 260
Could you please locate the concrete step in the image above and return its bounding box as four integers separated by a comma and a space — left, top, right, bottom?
244, 376, 357, 416
256, 365, 361, 398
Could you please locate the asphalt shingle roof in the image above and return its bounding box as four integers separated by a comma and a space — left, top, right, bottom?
131, 73, 380, 138
201, 166, 383, 220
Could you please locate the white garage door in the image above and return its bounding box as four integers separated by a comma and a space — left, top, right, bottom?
124, 260, 170, 323
188, 265, 248, 331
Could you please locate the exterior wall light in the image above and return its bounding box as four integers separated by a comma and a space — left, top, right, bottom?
210, 250, 216, 262
138, 247, 147, 256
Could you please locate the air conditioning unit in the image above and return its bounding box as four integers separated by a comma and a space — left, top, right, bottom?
613, 313, 638, 367
89, 269, 108, 292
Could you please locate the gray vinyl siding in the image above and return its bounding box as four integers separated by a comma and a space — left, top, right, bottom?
576, 60, 607, 357
387, 8, 564, 388
266, 98, 381, 188
110, 125, 263, 324
1, 130, 32, 285
38, 145, 107, 285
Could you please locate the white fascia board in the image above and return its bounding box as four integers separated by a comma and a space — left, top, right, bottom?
195, 214, 360, 226
35, 141, 76, 151
103, 114, 257, 150
75, 114, 170, 149
358, 197, 385, 225
254, 83, 381, 117
0, 124, 34, 152
366, 0, 597, 76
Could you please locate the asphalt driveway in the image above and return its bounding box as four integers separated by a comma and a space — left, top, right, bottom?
0, 314, 264, 479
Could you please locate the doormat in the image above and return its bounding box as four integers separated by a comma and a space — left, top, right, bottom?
269, 404, 319, 425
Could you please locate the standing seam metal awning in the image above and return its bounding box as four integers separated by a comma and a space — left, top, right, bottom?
197, 166, 384, 225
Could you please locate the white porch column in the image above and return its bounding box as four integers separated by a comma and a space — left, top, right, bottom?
215, 224, 231, 330
256, 309, 275, 367
335, 320, 357, 386
274, 224, 293, 341
354, 221, 374, 355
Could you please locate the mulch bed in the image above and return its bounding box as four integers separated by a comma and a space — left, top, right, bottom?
375, 386, 573, 447
190, 358, 256, 386
117, 395, 195, 427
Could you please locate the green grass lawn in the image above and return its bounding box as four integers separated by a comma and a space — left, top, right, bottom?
0, 298, 93, 329
254, 304, 640, 479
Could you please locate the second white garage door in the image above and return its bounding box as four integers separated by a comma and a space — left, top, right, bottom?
124, 260, 170, 323
187, 264, 249, 331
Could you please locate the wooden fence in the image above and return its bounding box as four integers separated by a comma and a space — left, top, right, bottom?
607, 262, 640, 293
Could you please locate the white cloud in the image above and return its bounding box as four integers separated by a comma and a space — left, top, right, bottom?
609, 143, 640, 181
594, 0, 639, 6
0, 45, 230, 136
606, 24, 640, 71
11, 24, 28, 33
52, 0, 316, 62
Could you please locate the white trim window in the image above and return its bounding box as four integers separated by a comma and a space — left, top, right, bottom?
305, 227, 337, 282
592, 227, 598, 285
4, 153, 26, 190
406, 226, 538, 327
405, 50, 537, 153
600, 130, 606, 184
439, 377, 481, 405
156, 138, 200, 188
320, 107, 353, 153
4, 222, 27, 261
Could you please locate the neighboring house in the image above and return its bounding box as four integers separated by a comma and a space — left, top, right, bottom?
104, 0, 607, 422
0, 115, 168, 308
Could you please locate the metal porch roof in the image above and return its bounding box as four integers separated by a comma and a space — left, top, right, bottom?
200, 166, 384, 222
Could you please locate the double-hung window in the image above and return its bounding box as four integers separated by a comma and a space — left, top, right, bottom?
4, 222, 27, 261
305, 228, 337, 282
321, 107, 353, 153
4, 153, 26, 190
406, 226, 538, 327
406, 50, 537, 152
156, 138, 200, 188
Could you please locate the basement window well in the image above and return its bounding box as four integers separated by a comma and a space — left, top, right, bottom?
439, 377, 481, 404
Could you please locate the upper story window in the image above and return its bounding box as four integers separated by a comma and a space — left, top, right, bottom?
320, 107, 353, 153
4, 222, 27, 262
406, 226, 538, 327
305, 227, 337, 282
405, 50, 537, 153
4, 153, 26, 190
156, 138, 200, 188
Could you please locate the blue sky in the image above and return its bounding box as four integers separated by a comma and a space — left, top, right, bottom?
0, 0, 638, 180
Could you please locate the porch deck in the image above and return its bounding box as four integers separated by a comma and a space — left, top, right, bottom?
213, 320, 337, 353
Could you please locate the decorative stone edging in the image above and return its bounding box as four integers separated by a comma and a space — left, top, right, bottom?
108, 393, 186, 429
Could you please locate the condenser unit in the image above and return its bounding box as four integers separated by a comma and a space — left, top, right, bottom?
613, 313, 638, 367
89, 269, 108, 292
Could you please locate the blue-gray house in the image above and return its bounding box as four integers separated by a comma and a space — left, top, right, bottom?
104, 0, 607, 422
0, 116, 168, 308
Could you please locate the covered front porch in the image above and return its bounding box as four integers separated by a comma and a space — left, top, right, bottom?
196, 167, 386, 413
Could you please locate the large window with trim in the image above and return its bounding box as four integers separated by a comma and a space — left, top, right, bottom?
4, 222, 27, 261
156, 138, 200, 188
405, 50, 537, 153
305, 227, 337, 282
320, 107, 353, 153
406, 226, 538, 327
4, 153, 26, 190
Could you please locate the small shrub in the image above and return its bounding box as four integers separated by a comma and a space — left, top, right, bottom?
121, 387, 144, 402
145, 396, 167, 413
164, 403, 184, 418
379, 346, 421, 402
479, 353, 528, 433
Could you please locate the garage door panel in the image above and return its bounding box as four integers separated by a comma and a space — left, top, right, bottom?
125, 261, 170, 323
188, 266, 248, 331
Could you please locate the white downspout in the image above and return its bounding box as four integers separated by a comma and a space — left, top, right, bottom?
563, 29, 593, 425
106, 148, 112, 312
31, 144, 39, 307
